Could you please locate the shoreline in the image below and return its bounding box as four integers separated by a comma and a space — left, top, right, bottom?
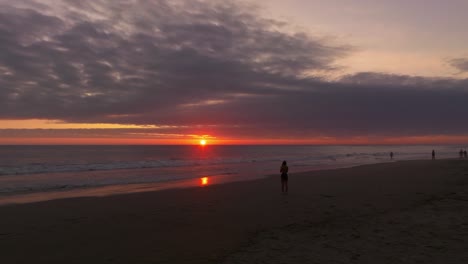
0, 159, 397, 206
1, 159, 467, 263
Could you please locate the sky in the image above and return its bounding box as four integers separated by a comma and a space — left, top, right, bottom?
1, 0, 468, 145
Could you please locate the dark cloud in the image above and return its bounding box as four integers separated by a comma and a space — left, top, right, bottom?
1, 0, 468, 139
449, 58, 468, 73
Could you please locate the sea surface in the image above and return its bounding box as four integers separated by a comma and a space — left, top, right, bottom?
0, 145, 465, 204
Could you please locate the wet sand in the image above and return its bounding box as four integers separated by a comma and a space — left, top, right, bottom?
1, 159, 468, 263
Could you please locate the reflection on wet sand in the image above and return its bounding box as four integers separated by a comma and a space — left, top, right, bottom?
0, 174, 260, 206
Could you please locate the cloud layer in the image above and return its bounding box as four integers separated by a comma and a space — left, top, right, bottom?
1, 0, 468, 140
450, 58, 468, 73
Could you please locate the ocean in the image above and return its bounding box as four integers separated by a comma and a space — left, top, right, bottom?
0, 145, 465, 204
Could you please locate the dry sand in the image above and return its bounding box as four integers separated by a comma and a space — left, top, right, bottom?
1, 159, 468, 263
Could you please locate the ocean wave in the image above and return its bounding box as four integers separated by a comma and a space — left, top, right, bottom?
0, 148, 456, 177
0, 156, 282, 176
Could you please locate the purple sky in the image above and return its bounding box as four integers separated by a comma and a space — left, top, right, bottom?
262, 0, 468, 77
0, 0, 467, 144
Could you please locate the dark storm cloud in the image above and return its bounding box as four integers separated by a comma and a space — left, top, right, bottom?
0, 0, 346, 117
1, 0, 468, 138
449, 58, 468, 73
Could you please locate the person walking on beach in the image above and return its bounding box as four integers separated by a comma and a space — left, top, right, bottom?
432, 150, 435, 160
280, 160, 289, 193
390, 152, 394, 160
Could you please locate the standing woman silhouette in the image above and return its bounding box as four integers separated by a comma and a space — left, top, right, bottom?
280, 160, 289, 193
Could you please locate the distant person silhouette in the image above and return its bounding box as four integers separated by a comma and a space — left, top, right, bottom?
280, 160, 289, 193
432, 150, 435, 160
460, 149, 464, 159
464, 150, 467, 159
390, 152, 394, 160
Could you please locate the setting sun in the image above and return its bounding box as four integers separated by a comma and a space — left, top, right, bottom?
200, 139, 206, 146
200, 177, 209, 186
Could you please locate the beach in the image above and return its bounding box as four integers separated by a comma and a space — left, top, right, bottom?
1, 159, 468, 263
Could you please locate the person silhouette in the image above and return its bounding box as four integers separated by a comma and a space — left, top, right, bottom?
280, 160, 289, 193
464, 150, 467, 159
390, 152, 394, 160
460, 149, 464, 159
432, 150, 435, 160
